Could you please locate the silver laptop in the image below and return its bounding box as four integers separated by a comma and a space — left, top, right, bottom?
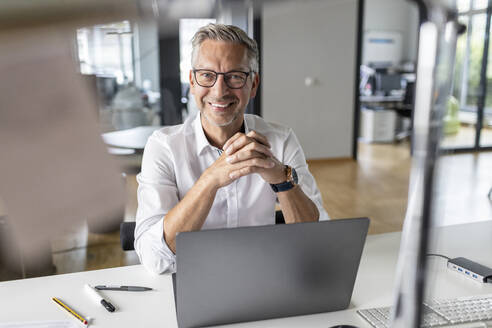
174, 217, 370, 328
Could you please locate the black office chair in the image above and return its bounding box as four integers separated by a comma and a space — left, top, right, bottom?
120, 211, 286, 251
390, 81, 414, 119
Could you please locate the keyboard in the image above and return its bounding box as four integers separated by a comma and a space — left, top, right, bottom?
357, 294, 492, 327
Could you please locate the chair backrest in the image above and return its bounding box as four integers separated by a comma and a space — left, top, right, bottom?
119, 211, 285, 251
120, 221, 136, 251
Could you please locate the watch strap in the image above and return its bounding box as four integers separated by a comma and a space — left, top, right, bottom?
270, 180, 295, 193
270, 165, 296, 193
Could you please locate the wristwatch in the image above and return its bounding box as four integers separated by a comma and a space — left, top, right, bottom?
270, 165, 298, 193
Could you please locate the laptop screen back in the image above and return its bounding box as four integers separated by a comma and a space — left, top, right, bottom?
175, 217, 369, 328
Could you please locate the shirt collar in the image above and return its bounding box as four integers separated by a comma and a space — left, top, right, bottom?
193, 113, 211, 156
194, 112, 250, 156
243, 114, 250, 134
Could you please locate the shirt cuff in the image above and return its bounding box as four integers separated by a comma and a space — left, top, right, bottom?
318, 208, 330, 221
137, 217, 176, 274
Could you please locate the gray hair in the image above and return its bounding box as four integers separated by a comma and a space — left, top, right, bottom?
191, 23, 259, 73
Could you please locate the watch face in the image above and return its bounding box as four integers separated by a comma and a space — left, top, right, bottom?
291, 167, 298, 184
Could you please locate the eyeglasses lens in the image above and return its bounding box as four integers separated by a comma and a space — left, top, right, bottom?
195, 70, 248, 89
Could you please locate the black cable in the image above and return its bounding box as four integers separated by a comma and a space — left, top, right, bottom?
426, 253, 451, 260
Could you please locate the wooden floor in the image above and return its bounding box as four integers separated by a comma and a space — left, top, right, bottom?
312, 141, 412, 234
441, 124, 492, 149
1, 141, 491, 281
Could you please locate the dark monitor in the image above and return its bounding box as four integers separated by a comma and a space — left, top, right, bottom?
376, 73, 402, 95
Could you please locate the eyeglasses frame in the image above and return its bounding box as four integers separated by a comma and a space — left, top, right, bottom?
192, 69, 254, 89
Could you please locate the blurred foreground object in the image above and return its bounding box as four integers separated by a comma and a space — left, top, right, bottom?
0, 0, 137, 272
0, 0, 137, 30
390, 0, 464, 327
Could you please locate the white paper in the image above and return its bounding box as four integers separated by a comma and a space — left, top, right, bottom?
0, 321, 78, 328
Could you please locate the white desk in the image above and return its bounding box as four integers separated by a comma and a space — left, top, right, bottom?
1, 221, 491, 327
101, 126, 161, 152
101, 126, 161, 173
360, 95, 405, 103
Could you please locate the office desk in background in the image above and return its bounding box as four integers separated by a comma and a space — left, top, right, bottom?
1, 221, 491, 327
100, 126, 161, 175
101, 126, 161, 153
360, 95, 405, 103
360, 94, 412, 119
360, 94, 413, 142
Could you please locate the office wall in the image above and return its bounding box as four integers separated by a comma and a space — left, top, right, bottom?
262, 0, 358, 159
217, 0, 252, 36
133, 19, 160, 92
364, 0, 420, 63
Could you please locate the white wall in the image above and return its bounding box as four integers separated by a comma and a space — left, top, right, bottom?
262, 0, 358, 159
133, 19, 160, 92
364, 0, 420, 63
217, 0, 252, 36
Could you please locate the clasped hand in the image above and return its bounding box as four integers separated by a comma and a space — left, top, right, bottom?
203, 131, 286, 189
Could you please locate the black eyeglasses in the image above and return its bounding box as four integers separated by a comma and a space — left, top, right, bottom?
193, 69, 252, 89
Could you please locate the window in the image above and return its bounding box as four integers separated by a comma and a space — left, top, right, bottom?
76, 21, 134, 84
444, 0, 492, 149
179, 18, 216, 84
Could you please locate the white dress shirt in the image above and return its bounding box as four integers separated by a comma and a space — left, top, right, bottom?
135, 113, 329, 274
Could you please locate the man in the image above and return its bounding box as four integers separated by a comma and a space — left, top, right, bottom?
135, 23, 329, 274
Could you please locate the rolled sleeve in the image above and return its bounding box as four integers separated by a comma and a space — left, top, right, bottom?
134, 133, 179, 274
134, 212, 176, 274
283, 129, 330, 221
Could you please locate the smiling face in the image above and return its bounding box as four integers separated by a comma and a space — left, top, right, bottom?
189, 39, 259, 131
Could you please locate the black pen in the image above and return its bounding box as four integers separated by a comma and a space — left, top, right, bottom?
95, 285, 153, 292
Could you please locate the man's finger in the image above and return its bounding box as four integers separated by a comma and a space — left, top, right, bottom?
247, 130, 270, 148
242, 140, 273, 158
226, 143, 273, 163
226, 150, 266, 164
229, 165, 261, 180
224, 134, 253, 155
230, 157, 275, 172
224, 134, 249, 155
226, 135, 273, 157
223, 132, 244, 152
224, 130, 272, 155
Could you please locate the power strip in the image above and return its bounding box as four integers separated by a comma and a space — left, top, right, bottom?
447, 257, 492, 283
